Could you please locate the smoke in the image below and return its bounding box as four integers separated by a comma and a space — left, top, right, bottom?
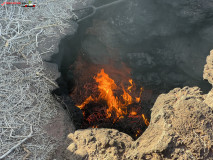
54, 0, 213, 92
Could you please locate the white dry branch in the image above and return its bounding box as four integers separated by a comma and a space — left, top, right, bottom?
73, 0, 126, 22
0, 0, 83, 159
0, 126, 33, 159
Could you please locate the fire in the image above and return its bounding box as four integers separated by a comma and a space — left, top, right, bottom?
95, 69, 125, 118
135, 97, 140, 103
77, 69, 143, 119
77, 96, 94, 109
135, 129, 142, 137
128, 79, 133, 92
142, 114, 150, 126
130, 111, 137, 116
76, 69, 149, 125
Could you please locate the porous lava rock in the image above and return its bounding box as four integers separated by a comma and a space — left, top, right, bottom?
65, 51, 213, 160
204, 50, 213, 86
66, 129, 133, 160
204, 50, 213, 108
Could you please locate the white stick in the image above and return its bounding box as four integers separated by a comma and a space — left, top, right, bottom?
74, 0, 126, 22
0, 126, 33, 159
36, 29, 43, 47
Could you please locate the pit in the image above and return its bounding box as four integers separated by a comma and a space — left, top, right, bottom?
51, 0, 212, 140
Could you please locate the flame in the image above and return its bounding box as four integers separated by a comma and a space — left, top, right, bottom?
122, 87, 133, 106
76, 68, 149, 129
142, 114, 149, 126
77, 96, 94, 109
135, 88, 143, 103
135, 97, 140, 103
128, 79, 133, 92
130, 111, 137, 116
135, 129, 141, 137
94, 69, 128, 118
77, 69, 136, 118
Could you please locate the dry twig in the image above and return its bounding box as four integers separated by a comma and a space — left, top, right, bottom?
0, 126, 33, 159
73, 0, 126, 22
22, 145, 31, 160
0, 0, 78, 159
36, 72, 59, 88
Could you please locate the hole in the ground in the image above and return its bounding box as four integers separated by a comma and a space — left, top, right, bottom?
51, 0, 212, 140
68, 57, 151, 139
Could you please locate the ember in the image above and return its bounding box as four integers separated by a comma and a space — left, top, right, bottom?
71, 66, 149, 139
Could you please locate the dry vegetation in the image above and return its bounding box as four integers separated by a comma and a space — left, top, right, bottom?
0, 0, 81, 159
0, 0, 128, 158
1, 0, 212, 159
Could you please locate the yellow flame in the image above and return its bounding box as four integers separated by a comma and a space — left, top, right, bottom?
130, 111, 137, 116
76, 69, 149, 126
76, 96, 94, 109
142, 114, 149, 126
128, 79, 133, 92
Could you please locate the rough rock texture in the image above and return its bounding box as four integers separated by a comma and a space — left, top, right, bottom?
66, 129, 133, 160
65, 52, 213, 159
133, 87, 213, 160
204, 50, 213, 108
204, 88, 213, 108
204, 50, 213, 85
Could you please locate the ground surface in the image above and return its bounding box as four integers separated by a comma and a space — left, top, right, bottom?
0, 0, 93, 159
65, 51, 213, 159
1, 0, 213, 159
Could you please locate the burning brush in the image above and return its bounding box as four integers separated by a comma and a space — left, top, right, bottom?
72, 68, 149, 139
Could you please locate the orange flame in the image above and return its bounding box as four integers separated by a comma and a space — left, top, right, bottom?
135, 129, 141, 137
128, 79, 133, 92
142, 114, 149, 126
135, 97, 140, 103
76, 69, 149, 126
135, 88, 143, 103
77, 96, 94, 109
130, 111, 137, 116
94, 69, 127, 118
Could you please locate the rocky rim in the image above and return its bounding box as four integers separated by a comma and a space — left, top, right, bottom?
65, 51, 213, 160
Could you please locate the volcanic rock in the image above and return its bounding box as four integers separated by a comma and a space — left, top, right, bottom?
204, 50, 213, 108
66, 129, 133, 160
204, 50, 213, 85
